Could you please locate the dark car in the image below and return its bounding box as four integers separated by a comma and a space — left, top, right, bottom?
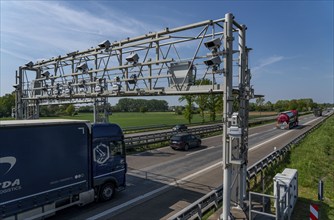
170, 133, 201, 151
172, 124, 188, 132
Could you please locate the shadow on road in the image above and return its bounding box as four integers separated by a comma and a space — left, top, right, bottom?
293, 124, 310, 130
49, 171, 213, 220
133, 149, 176, 157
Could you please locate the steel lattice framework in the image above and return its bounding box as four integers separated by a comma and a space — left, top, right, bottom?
15, 18, 226, 118
14, 13, 253, 220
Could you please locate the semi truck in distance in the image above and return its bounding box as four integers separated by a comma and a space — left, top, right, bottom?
276, 110, 299, 129
0, 119, 127, 220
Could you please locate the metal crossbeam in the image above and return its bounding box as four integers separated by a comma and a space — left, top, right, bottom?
15, 19, 230, 107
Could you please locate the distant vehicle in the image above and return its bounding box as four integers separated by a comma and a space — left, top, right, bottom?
172, 124, 188, 132
276, 110, 299, 129
313, 108, 322, 117
170, 133, 201, 151
0, 119, 126, 220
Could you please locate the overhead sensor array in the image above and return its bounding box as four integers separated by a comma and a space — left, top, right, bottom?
14, 15, 250, 118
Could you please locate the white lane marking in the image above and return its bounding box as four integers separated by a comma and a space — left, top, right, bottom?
249, 117, 321, 152
248, 132, 259, 138
97, 114, 327, 219
186, 145, 218, 156
87, 162, 222, 220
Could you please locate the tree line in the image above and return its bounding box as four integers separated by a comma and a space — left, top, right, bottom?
0, 92, 332, 119
37, 98, 169, 117
0, 93, 15, 118
179, 96, 334, 124
76, 98, 169, 113
249, 98, 331, 113
168, 79, 224, 124
178, 93, 223, 123
113, 98, 168, 112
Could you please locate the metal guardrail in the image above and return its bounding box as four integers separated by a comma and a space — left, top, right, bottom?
166, 185, 224, 220
123, 124, 172, 132
246, 113, 328, 181
168, 113, 333, 220
123, 121, 222, 133
123, 112, 314, 151
122, 112, 312, 134
122, 117, 267, 134
124, 124, 222, 150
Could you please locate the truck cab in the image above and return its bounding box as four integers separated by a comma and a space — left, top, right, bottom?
92, 123, 127, 201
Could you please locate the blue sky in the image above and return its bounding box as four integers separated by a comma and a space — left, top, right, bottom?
1, 1, 333, 105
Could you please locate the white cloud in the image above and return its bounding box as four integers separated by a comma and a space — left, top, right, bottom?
0, 1, 161, 95
252, 55, 285, 74
1, 1, 158, 57
0, 48, 33, 61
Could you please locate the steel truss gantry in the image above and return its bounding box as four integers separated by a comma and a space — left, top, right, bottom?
14, 13, 253, 220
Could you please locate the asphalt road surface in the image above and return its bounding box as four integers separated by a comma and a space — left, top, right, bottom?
49, 112, 331, 220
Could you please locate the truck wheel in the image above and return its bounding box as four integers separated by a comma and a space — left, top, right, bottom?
184, 144, 189, 151
99, 183, 115, 201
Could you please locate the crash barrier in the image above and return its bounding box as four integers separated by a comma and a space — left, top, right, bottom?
124, 124, 222, 150
246, 112, 332, 183
122, 112, 312, 134
167, 112, 332, 220
166, 185, 224, 220
123, 121, 221, 133
123, 113, 314, 151
124, 124, 172, 133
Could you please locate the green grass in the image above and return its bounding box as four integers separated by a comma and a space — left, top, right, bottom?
289, 115, 334, 220
109, 112, 212, 127
1, 111, 280, 128
47, 112, 217, 128
42, 111, 280, 128
250, 115, 334, 220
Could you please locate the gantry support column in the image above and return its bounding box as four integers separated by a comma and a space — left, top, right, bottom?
221, 12, 234, 220
15, 68, 23, 119
238, 24, 247, 208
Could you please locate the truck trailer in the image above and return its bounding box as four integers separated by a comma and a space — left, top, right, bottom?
0, 119, 127, 219
276, 110, 299, 129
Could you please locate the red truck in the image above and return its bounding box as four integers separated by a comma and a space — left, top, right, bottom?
276, 110, 299, 129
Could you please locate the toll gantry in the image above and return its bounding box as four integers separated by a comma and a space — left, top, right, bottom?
14, 13, 253, 220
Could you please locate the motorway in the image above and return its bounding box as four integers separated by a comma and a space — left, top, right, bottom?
49, 112, 332, 220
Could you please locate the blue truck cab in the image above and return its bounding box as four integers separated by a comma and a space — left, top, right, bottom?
0, 119, 126, 219
92, 123, 127, 201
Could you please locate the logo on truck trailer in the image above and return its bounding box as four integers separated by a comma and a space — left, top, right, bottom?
0, 156, 16, 175
0, 156, 22, 194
